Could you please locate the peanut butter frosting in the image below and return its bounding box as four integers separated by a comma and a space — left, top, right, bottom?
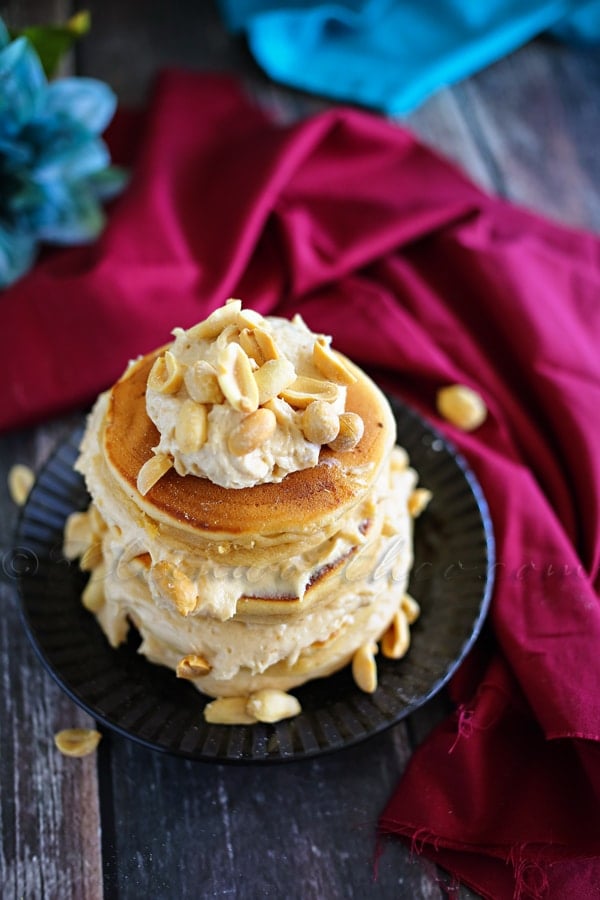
145, 300, 358, 489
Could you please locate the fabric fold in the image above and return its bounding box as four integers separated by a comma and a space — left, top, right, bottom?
218, 0, 600, 115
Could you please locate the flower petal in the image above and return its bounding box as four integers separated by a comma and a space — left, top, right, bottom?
4, 178, 47, 230
44, 77, 117, 134
36, 181, 105, 245
0, 224, 37, 288
32, 129, 110, 182
0, 37, 46, 136
0, 135, 34, 168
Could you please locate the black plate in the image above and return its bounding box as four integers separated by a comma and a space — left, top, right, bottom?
16, 397, 494, 763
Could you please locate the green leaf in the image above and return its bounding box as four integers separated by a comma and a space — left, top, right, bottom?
12, 11, 91, 79
86, 165, 130, 201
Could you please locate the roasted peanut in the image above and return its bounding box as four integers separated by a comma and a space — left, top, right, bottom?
184, 361, 224, 404
150, 561, 197, 616
63, 510, 94, 560
327, 412, 364, 452
253, 358, 296, 405
246, 689, 301, 723
381, 610, 410, 659
253, 326, 280, 361
81, 565, 106, 613
186, 299, 242, 340
204, 696, 257, 725
176, 654, 212, 678
136, 453, 173, 496
80, 541, 103, 572
175, 400, 208, 454
313, 338, 357, 386
301, 401, 340, 445
280, 376, 339, 409
7, 464, 34, 506
147, 351, 183, 394
408, 488, 432, 518
238, 328, 265, 365
237, 308, 264, 329
401, 593, 420, 625
217, 343, 259, 413
54, 728, 102, 757
436, 384, 487, 431
228, 408, 277, 456
352, 642, 378, 693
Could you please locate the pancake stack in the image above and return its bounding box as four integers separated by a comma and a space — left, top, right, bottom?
65, 301, 427, 724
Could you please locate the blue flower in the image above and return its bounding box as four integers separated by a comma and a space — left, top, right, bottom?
0, 17, 127, 287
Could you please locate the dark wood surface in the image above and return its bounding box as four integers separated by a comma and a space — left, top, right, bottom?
2, 2, 599, 898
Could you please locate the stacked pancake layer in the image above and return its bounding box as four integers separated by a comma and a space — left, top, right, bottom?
66, 306, 424, 714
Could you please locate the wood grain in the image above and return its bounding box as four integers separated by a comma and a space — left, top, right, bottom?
0, 416, 103, 900
99, 726, 432, 899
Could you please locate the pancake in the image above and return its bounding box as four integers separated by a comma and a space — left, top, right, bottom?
65, 302, 427, 724
103, 347, 396, 544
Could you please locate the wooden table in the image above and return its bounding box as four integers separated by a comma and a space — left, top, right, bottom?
2, 3, 599, 898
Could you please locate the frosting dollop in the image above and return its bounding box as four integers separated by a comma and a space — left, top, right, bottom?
143, 300, 362, 490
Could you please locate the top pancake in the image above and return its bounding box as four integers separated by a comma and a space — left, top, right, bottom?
102, 348, 395, 539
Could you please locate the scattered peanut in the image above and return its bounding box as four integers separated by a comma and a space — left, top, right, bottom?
313, 338, 357, 386
436, 384, 487, 431
63, 510, 94, 560
150, 561, 197, 616
391, 446, 410, 471
8, 464, 34, 506
301, 401, 340, 445
175, 400, 208, 454
408, 488, 432, 518
136, 453, 173, 496
246, 689, 301, 723
204, 696, 257, 725
176, 654, 212, 678
216, 342, 259, 413
401, 593, 420, 625
381, 610, 410, 660
81, 565, 106, 612
327, 412, 364, 452
228, 408, 277, 456
352, 642, 378, 693
147, 350, 183, 394
54, 728, 102, 758
80, 540, 103, 572
88, 504, 107, 536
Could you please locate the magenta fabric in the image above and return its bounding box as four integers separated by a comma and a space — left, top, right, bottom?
3, 72, 600, 897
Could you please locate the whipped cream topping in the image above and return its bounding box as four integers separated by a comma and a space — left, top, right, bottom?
145, 301, 357, 489
69, 444, 417, 693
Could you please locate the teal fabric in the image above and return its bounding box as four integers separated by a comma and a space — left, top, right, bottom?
219, 0, 600, 114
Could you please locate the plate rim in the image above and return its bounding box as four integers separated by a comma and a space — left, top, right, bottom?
16, 397, 495, 764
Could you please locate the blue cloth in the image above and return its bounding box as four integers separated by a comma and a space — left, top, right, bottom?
219, 0, 600, 115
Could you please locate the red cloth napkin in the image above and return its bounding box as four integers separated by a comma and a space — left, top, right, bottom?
4, 72, 600, 897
